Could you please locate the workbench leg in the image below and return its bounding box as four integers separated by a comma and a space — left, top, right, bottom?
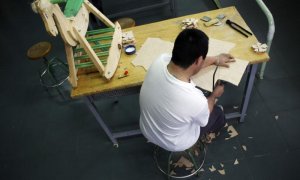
83, 96, 119, 146
239, 64, 258, 122
170, 0, 176, 17
213, 0, 222, 9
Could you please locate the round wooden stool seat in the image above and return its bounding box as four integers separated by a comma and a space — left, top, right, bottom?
27, 41, 52, 60
115, 17, 136, 29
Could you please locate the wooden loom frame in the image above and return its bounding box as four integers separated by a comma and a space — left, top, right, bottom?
32, 0, 122, 87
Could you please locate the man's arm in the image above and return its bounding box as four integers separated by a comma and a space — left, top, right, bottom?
207, 84, 224, 112
201, 53, 235, 69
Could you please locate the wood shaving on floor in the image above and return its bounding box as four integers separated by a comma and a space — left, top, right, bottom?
173, 156, 194, 168
170, 170, 176, 176
218, 169, 226, 175
220, 163, 224, 168
234, 158, 239, 165
225, 125, 239, 140
224, 123, 228, 127
209, 165, 216, 172
242, 145, 247, 151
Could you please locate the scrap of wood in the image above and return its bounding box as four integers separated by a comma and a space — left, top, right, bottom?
252, 42, 268, 53
242, 145, 247, 151
220, 163, 224, 168
195, 149, 199, 156
181, 18, 198, 29
200, 168, 205, 172
104, 22, 122, 79
209, 165, 216, 172
170, 170, 176, 176
218, 169, 226, 175
234, 159, 239, 165
122, 31, 136, 45
225, 125, 239, 140
173, 156, 194, 168
224, 123, 228, 127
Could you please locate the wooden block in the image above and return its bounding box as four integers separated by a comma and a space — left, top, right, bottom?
204, 18, 219, 27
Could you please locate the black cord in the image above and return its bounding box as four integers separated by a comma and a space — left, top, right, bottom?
212, 64, 219, 91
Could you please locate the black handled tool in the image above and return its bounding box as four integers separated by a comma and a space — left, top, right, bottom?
226, 19, 253, 38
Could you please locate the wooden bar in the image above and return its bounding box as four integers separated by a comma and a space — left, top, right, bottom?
74, 51, 109, 61
86, 27, 114, 36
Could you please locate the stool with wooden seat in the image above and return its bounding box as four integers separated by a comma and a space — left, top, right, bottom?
27, 41, 69, 98
115, 17, 136, 29
153, 140, 206, 179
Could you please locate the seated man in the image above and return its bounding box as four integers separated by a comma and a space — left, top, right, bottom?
139, 29, 235, 151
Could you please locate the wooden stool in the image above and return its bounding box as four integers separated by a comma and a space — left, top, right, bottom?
27, 41, 69, 97
153, 141, 206, 179
115, 17, 136, 29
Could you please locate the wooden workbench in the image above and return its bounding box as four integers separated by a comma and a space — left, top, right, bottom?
71, 6, 269, 98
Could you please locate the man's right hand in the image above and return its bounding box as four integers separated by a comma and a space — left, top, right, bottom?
212, 83, 224, 98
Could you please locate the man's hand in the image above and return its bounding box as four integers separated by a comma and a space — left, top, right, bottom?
207, 82, 224, 112
212, 83, 224, 98
215, 53, 235, 68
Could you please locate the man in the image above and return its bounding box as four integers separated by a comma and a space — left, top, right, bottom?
139, 29, 235, 151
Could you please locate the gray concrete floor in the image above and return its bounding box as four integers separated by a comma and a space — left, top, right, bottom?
1, 0, 300, 179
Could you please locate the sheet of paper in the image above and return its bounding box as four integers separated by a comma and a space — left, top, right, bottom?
207, 38, 236, 56
131, 38, 174, 70
191, 58, 249, 92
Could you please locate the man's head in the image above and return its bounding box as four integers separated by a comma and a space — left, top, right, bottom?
171, 29, 209, 69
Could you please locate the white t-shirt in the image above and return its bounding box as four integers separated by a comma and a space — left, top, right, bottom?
139, 53, 209, 151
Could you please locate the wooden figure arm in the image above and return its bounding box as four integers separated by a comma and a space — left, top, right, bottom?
83, 0, 115, 28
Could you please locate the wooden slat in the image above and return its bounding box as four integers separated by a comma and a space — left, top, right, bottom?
104, 22, 122, 79
74, 51, 109, 61
86, 35, 113, 42
65, 43, 77, 87
73, 27, 105, 74
86, 28, 114, 36
74, 43, 111, 52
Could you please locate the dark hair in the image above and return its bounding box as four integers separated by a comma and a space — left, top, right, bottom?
171, 29, 209, 69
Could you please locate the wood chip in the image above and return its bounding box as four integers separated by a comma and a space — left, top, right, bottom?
200, 168, 205, 172
275, 115, 279, 120
248, 136, 253, 139
173, 156, 194, 168
234, 159, 239, 165
181, 18, 199, 29
225, 125, 239, 140
218, 169, 226, 175
233, 146, 237, 150
209, 165, 216, 172
170, 170, 176, 176
220, 163, 224, 168
242, 145, 247, 151
195, 149, 199, 156
224, 123, 228, 127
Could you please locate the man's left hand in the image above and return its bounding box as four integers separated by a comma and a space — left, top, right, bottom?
215, 53, 235, 68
